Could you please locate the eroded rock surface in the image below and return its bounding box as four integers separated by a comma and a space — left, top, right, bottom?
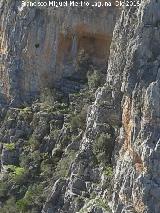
43, 0, 160, 212
111, 1, 160, 212
0, 0, 118, 104
0, 0, 160, 213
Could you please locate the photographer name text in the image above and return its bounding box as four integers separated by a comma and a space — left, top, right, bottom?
22, 1, 140, 8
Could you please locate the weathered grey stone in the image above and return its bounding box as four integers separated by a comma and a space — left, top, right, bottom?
42, 178, 67, 213
0, 0, 160, 213
0, 0, 119, 104
1, 146, 19, 166
72, 178, 87, 192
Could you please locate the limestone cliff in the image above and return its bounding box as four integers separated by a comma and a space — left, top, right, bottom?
0, 0, 118, 105
111, 1, 160, 212
62, 0, 160, 212
42, 0, 160, 212
0, 0, 160, 213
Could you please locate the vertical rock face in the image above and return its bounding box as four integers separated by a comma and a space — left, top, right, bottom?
109, 1, 160, 212
42, 0, 160, 212
0, 0, 118, 104
66, 0, 160, 212
0, 0, 160, 212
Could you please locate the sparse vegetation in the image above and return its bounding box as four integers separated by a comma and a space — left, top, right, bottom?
0, 181, 9, 198
70, 106, 87, 131
87, 69, 105, 89
93, 133, 113, 166
40, 87, 55, 105
28, 136, 40, 150
104, 166, 113, 177
0, 197, 18, 213
16, 184, 45, 212
19, 107, 33, 121
55, 150, 76, 178
3, 143, 15, 151
0, 65, 111, 213
6, 165, 27, 183
79, 197, 111, 213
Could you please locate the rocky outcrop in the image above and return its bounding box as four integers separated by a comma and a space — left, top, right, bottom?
42, 0, 160, 212
0, 86, 98, 212
0, 0, 118, 104
0, 0, 160, 213
111, 1, 160, 212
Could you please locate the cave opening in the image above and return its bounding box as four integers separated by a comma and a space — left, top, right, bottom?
35, 43, 40, 48
57, 31, 111, 68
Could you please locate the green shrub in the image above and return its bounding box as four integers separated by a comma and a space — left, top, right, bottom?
3, 143, 15, 151
70, 107, 87, 131
16, 198, 29, 212
93, 133, 112, 165
79, 105, 88, 130
19, 148, 32, 169
0, 181, 8, 198
0, 197, 18, 213
16, 184, 45, 212
104, 166, 113, 177
93, 133, 111, 153
30, 151, 42, 166
79, 197, 111, 213
40, 160, 54, 179
40, 87, 55, 105
61, 135, 71, 148
50, 129, 61, 140
87, 69, 105, 89
13, 167, 26, 180
76, 49, 90, 81
94, 197, 111, 211
56, 151, 76, 177
19, 107, 32, 121
71, 115, 80, 131
28, 136, 39, 150
6, 165, 27, 184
